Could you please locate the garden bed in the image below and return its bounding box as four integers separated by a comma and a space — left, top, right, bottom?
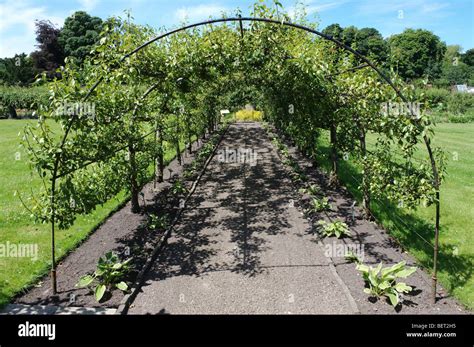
14, 131, 222, 309
265, 123, 467, 314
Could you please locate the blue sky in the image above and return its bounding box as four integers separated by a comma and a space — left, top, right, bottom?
0, 0, 473, 58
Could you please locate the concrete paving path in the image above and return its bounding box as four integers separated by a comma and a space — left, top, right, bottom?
128, 122, 357, 314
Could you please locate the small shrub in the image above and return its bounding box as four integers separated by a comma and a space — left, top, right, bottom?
447, 92, 474, 115
76, 252, 131, 302
148, 213, 169, 231
309, 197, 331, 213
299, 184, 321, 196
171, 180, 188, 195
356, 261, 417, 307
317, 220, 350, 238
421, 87, 450, 109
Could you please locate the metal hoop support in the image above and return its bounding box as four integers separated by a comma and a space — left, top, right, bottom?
48, 17, 441, 303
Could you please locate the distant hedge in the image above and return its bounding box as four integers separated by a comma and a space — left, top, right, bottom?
0, 86, 49, 118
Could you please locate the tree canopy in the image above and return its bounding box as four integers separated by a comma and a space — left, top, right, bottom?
30, 20, 65, 78
0, 54, 37, 86
23, 3, 444, 232
58, 11, 103, 65
388, 28, 446, 80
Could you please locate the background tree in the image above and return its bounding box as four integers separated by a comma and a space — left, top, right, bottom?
30, 20, 64, 77
322, 23, 343, 41
388, 29, 446, 81
0, 54, 38, 85
461, 48, 474, 67
356, 27, 388, 63
341, 26, 358, 47
322, 24, 387, 64
58, 11, 103, 65
443, 45, 462, 66
436, 45, 474, 85
439, 63, 473, 86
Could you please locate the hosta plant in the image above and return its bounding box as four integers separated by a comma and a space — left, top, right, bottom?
171, 180, 188, 196
281, 147, 290, 158
308, 197, 331, 213
356, 261, 417, 307
148, 213, 169, 231
76, 252, 131, 302
182, 166, 196, 180
299, 184, 321, 196
317, 220, 351, 238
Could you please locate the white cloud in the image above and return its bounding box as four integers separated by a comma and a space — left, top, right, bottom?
0, 0, 64, 57
78, 0, 100, 12
307, 0, 348, 14
287, 0, 347, 20
421, 2, 450, 13
174, 4, 229, 23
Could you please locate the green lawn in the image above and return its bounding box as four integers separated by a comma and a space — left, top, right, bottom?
0, 119, 186, 308
315, 123, 474, 310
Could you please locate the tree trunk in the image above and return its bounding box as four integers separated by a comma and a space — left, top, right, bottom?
360, 133, 371, 219
175, 114, 182, 165
188, 133, 192, 154
129, 144, 140, 213
176, 139, 181, 165
329, 124, 339, 186
157, 128, 164, 183
208, 115, 214, 134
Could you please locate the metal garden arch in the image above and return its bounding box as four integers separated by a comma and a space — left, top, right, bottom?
48, 16, 442, 303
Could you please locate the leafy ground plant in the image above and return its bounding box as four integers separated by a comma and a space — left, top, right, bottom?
356, 261, 417, 307
76, 251, 131, 302
317, 220, 351, 238
171, 180, 188, 196
308, 197, 331, 213
345, 251, 362, 264
299, 184, 321, 196
148, 213, 169, 231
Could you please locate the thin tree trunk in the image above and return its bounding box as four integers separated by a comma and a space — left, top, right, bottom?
360, 132, 371, 219
176, 138, 181, 165
329, 124, 339, 186
129, 144, 140, 213
188, 133, 192, 154
175, 114, 182, 165
157, 127, 164, 183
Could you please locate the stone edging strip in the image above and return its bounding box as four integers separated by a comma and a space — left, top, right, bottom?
327, 261, 360, 314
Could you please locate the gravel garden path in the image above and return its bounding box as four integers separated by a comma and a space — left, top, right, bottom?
129, 122, 357, 314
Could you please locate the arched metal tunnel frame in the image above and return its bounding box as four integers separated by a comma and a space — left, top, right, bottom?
48, 16, 442, 304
